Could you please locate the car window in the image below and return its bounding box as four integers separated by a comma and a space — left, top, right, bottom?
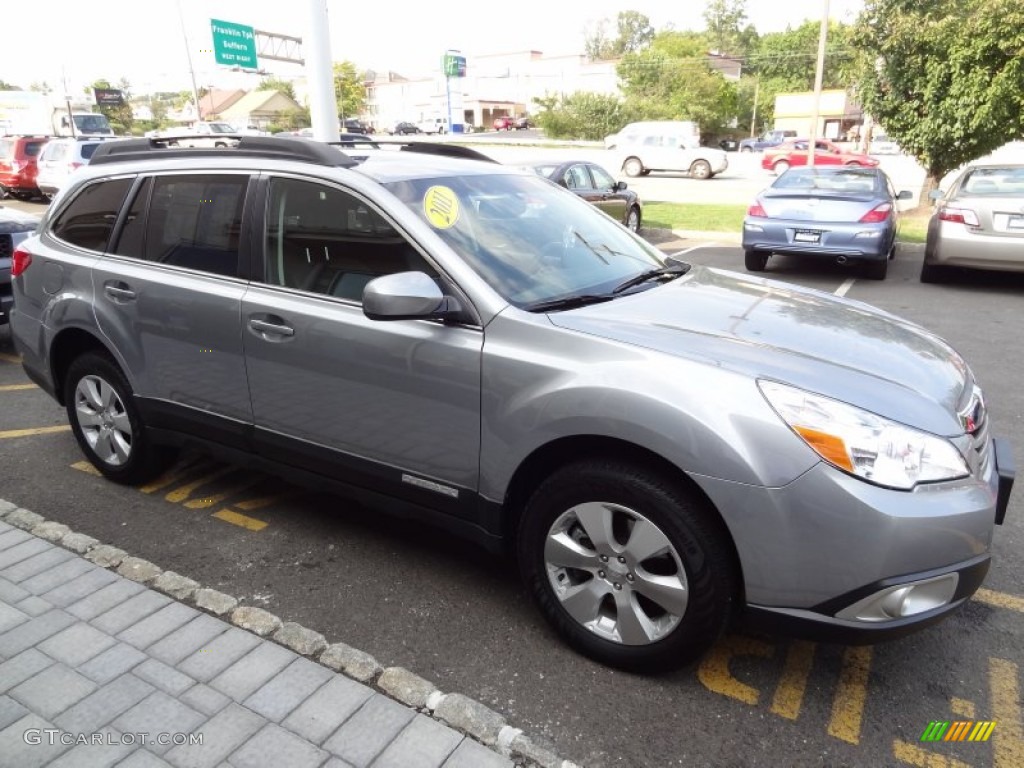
80, 144, 102, 160
589, 165, 617, 191
50, 178, 134, 252
564, 165, 591, 190
24, 141, 46, 157
385, 172, 665, 307
642, 135, 661, 147
111, 174, 248, 276
959, 167, 1024, 198
262, 177, 436, 302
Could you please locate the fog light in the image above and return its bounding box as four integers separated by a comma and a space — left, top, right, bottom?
835, 573, 959, 622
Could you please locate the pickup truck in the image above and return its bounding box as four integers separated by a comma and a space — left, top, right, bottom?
738, 129, 796, 153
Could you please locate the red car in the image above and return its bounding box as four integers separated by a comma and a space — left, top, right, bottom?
762, 139, 878, 175
0, 135, 49, 200
493, 116, 514, 131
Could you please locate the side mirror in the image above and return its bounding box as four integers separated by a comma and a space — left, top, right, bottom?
362, 272, 459, 321
928, 189, 944, 201
897, 190, 913, 200
614, 181, 627, 191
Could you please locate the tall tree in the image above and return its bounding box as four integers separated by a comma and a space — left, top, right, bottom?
583, 11, 654, 60
257, 76, 296, 99
703, 0, 747, 54
333, 61, 366, 120
852, 0, 1024, 204
617, 31, 737, 134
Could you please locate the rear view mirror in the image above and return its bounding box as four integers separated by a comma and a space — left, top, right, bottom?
897, 190, 913, 200
615, 181, 627, 191
363, 272, 460, 321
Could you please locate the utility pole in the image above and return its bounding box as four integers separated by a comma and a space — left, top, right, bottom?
176, 0, 203, 124
807, 0, 830, 167
749, 78, 760, 138
304, 0, 340, 140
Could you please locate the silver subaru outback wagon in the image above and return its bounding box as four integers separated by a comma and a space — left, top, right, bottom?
9, 137, 1015, 672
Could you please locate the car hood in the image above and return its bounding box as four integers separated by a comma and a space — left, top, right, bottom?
547, 267, 970, 436
0, 205, 39, 234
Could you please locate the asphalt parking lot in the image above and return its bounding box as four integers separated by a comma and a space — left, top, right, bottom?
1, 193, 1022, 767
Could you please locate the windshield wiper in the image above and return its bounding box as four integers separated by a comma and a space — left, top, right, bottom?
611, 262, 691, 294
523, 293, 616, 313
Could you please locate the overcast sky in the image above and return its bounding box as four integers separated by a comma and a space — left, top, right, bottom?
9, 0, 864, 96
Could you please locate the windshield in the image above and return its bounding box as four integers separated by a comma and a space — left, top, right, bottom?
73, 115, 111, 134
210, 123, 235, 133
384, 172, 666, 307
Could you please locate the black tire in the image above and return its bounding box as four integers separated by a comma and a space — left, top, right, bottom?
920, 260, 949, 283
64, 352, 174, 485
623, 157, 644, 177
744, 249, 769, 272
862, 257, 888, 280
625, 206, 641, 233
741, 146, 753, 153
517, 460, 736, 672
690, 160, 712, 180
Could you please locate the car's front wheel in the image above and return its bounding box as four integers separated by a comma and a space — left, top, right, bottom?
623, 157, 644, 177
517, 460, 736, 672
64, 352, 173, 485
626, 206, 641, 233
773, 160, 790, 175
690, 160, 712, 180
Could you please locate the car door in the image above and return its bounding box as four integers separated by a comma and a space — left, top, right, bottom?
587, 164, 628, 224
241, 174, 483, 517
94, 172, 254, 446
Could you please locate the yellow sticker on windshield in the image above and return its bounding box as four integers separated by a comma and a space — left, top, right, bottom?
423, 185, 460, 229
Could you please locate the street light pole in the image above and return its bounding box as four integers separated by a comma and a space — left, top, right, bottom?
808, 0, 830, 167
176, 0, 203, 124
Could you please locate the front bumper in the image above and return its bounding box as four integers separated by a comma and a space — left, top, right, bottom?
694, 435, 1013, 642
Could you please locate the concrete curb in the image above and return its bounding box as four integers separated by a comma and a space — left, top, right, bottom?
0, 499, 582, 768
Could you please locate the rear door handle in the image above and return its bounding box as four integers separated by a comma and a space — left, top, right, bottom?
248, 318, 295, 338
104, 282, 136, 302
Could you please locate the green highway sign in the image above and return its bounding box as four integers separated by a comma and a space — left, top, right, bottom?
211, 19, 258, 69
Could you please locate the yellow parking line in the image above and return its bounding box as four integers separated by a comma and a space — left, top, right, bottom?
951, 697, 975, 719
138, 459, 205, 494
163, 467, 235, 504
71, 460, 102, 476
0, 383, 37, 392
828, 646, 872, 745
0, 353, 22, 364
697, 635, 774, 705
234, 493, 295, 511
0, 425, 72, 439
213, 508, 268, 531
770, 641, 816, 720
976, 588, 1024, 614
184, 478, 261, 509
990, 658, 1024, 768
892, 739, 972, 768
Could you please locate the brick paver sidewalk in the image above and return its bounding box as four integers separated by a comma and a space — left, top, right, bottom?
0, 519, 511, 768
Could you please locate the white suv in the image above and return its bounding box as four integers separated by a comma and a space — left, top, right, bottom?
612, 125, 729, 180
35, 137, 121, 200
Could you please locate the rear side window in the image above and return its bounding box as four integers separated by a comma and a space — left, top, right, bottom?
23, 141, 45, 157
50, 178, 133, 252
80, 144, 101, 160
113, 174, 248, 277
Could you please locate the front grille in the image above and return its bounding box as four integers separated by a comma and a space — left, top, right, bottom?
0, 234, 11, 261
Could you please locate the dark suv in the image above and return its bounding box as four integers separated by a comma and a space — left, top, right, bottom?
0, 136, 49, 200
8, 136, 1014, 672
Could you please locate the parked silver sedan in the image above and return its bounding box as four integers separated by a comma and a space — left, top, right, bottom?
922, 163, 1024, 282
742, 166, 912, 280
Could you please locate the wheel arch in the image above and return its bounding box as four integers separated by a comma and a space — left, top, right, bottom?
500, 434, 744, 598
49, 327, 121, 406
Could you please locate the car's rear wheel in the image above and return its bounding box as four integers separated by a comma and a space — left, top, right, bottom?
626, 206, 641, 233
863, 257, 888, 280
517, 460, 736, 672
741, 146, 753, 153
845, 161, 863, 167
64, 352, 174, 485
690, 160, 712, 180
920, 260, 950, 283
623, 157, 644, 177
744, 249, 769, 272
773, 160, 790, 175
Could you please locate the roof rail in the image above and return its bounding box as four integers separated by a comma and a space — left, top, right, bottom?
89, 135, 357, 168
394, 141, 498, 163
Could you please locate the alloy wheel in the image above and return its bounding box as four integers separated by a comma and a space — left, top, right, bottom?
74, 374, 133, 466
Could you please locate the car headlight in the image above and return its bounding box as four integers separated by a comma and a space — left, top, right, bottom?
758, 381, 970, 490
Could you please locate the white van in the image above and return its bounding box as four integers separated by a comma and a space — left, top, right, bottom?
604, 120, 700, 149
417, 117, 449, 135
